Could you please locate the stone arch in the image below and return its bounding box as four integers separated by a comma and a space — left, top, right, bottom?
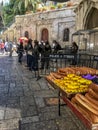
24, 31, 29, 38
41, 28, 49, 42
84, 7, 98, 29
63, 28, 69, 41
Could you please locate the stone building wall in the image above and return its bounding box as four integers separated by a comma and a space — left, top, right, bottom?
9, 7, 76, 47
74, 0, 98, 50
75, 0, 98, 30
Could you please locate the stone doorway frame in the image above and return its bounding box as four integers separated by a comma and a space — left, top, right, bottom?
41, 28, 49, 42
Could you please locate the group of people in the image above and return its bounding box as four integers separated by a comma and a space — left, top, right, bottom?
17, 39, 62, 71
0, 40, 17, 56
17, 39, 79, 71
0, 39, 78, 68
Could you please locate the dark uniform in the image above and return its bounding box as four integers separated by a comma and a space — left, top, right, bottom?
17, 43, 24, 64
41, 41, 51, 69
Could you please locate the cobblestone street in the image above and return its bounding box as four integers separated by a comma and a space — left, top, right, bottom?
0, 55, 88, 130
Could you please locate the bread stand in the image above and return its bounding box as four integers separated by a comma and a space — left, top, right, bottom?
46, 77, 98, 130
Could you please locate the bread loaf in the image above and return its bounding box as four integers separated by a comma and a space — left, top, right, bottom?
46, 75, 56, 82
58, 67, 75, 75
81, 67, 94, 74
74, 102, 93, 123
89, 83, 98, 93
78, 93, 98, 111
72, 95, 98, 123
51, 72, 63, 79
58, 67, 97, 75
88, 88, 98, 100
85, 93, 98, 106
50, 73, 57, 80
75, 94, 98, 116
88, 68, 96, 75
77, 105, 98, 123
96, 70, 98, 75
71, 97, 77, 104
58, 69, 67, 75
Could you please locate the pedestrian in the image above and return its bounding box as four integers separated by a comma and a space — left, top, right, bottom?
17, 42, 24, 64
31, 40, 39, 71
4, 41, 9, 54
12, 42, 17, 52
52, 40, 61, 54
9, 41, 13, 57
1, 42, 5, 54
71, 41, 78, 65
25, 38, 33, 68
38, 41, 45, 69
0, 43, 1, 53
41, 40, 52, 70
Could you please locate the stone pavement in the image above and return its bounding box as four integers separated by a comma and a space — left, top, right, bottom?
0, 55, 89, 130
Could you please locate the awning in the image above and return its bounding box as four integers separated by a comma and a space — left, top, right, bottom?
72, 29, 98, 36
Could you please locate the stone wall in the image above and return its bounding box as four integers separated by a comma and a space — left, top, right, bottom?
74, 0, 98, 49
2, 7, 76, 47
75, 0, 98, 30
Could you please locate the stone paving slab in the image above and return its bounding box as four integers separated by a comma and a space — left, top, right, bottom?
0, 56, 89, 130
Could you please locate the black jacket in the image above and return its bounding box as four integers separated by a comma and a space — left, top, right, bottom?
17, 44, 24, 53
32, 44, 39, 58
44, 44, 51, 56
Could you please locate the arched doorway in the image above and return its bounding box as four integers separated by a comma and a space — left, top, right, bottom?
41, 28, 48, 42
85, 7, 98, 29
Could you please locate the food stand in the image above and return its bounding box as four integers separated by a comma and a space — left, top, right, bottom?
46, 67, 98, 130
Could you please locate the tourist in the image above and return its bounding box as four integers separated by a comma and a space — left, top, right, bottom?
31, 40, 39, 71
17, 42, 24, 64
38, 41, 45, 69
9, 41, 13, 57
52, 40, 61, 54
41, 40, 52, 70
4, 41, 9, 54
26, 38, 33, 68
71, 41, 78, 65
1, 42, 5, 54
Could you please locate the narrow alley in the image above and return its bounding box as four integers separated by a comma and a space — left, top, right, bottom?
0, 55, 88, 130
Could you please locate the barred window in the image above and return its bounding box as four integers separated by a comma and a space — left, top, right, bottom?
63, 28, 69, 41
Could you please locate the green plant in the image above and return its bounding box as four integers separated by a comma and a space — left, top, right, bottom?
57, 3, 63, 9
42, 6, 47, 11
50, 5, 56, 10
36, 8, 42, 12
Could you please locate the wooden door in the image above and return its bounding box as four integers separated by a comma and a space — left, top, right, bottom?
41, 28, 48, 42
